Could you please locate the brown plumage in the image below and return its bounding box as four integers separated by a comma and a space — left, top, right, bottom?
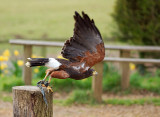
61, 11, 105, 66
26, 11, 105, 81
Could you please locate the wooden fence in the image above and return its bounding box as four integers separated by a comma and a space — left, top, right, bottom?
10, 39, 160, 102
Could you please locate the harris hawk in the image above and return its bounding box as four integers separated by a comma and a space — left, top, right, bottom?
26, 11, 105, 92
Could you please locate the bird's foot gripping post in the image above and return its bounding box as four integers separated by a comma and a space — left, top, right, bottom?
37, 80, 53, 105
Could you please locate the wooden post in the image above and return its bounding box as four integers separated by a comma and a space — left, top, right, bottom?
13, 86, 53, 117
120, 50, 130, 89
92, 62, 103, 102
23, 45, 32, 85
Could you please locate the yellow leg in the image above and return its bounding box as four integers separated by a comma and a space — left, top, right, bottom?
40, 72, 49, 87
46, 77, 53, 92
37, 70, 53, 92
48, 77, 52, 83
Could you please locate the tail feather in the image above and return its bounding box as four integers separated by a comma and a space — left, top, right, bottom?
26, 58, 49, 67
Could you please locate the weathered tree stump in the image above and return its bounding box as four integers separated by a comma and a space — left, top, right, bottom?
12, 86, 53, 117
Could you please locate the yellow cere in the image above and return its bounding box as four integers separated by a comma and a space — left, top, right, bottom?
17, 60, 24, 66
129, 63, 136, 70
57, 55, 68, 60
14, 50, 19, 56
3, 49, 10, 57
34, 68, 39, 73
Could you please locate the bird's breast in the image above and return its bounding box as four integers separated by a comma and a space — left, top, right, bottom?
71, 62, 90, 73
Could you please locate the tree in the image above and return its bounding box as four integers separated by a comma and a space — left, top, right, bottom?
113, 0, 160, 46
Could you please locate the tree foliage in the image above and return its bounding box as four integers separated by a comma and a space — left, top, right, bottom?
113, 0, 160, 45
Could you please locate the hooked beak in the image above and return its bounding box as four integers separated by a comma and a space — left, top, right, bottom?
92, 71, 98, 76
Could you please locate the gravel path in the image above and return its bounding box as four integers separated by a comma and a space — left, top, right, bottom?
53, 105, 160, 117
1, 93, 160, 117
0, 101, 12, 117
1, 100, 160, 117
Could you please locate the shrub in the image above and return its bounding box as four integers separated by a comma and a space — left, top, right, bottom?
103, 63, 121, 92
33, 66, 48, 79
1, 77, 24, 92
113, 0, 160, 46
130, 71, 160, 94
64, 90, 97, 105
11, 60, 23, 77
51, 77, 92, 92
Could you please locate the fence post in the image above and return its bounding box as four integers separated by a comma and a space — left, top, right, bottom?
92, 62, 103, 102
13, 86, 53, 117
23, 45, 32, 85
120, 50, 130, 89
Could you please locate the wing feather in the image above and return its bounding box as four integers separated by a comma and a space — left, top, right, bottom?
61, 11, 105, 67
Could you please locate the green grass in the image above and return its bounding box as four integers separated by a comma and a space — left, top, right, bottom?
0, 93, 12, 102
1, 63, 160, 94
1, 91, 160, 106
1, 89, 160, 106
64, 90, 97, 105
105, 98, 160, 106
0, 76, 24, 92
0, 73, 92, 93
103, 64, 121, 92
2, 96, 12, 102
0, 0, 116, 40
52, 89, 160, 106
130, 72, 160, 94
102, 63, 160, 94
51, 78, 92, 92
1, 71, 160, 106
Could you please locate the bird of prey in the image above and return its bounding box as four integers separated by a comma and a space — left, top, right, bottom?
26, 11, 105, 92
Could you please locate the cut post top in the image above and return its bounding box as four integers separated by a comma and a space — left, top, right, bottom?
12, 86, 47, 92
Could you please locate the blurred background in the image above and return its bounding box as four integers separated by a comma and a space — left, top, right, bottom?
1, 0, 160, 117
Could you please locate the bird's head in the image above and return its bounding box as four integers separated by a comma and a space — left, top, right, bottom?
85, 69, 98, 77
92, 70, 98, 76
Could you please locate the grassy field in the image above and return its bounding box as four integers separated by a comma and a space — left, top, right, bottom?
0, 0, 116, 41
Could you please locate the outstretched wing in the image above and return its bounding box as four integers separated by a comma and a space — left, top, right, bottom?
61, 11, 105, 67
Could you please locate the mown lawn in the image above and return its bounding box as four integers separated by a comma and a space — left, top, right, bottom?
0, 0, 116, 40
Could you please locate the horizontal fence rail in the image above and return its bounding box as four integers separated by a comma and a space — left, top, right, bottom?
9, 39, 64, 47
104, 57, 160, 63
10, 39, 160, 51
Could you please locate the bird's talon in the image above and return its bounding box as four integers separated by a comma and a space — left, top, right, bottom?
37, 80, 47, 87
37, 80, 44, 85
37, 80, 53, 92
47, 86, 53, 92
41, 84, 46, 87
44, 81, 49, 87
